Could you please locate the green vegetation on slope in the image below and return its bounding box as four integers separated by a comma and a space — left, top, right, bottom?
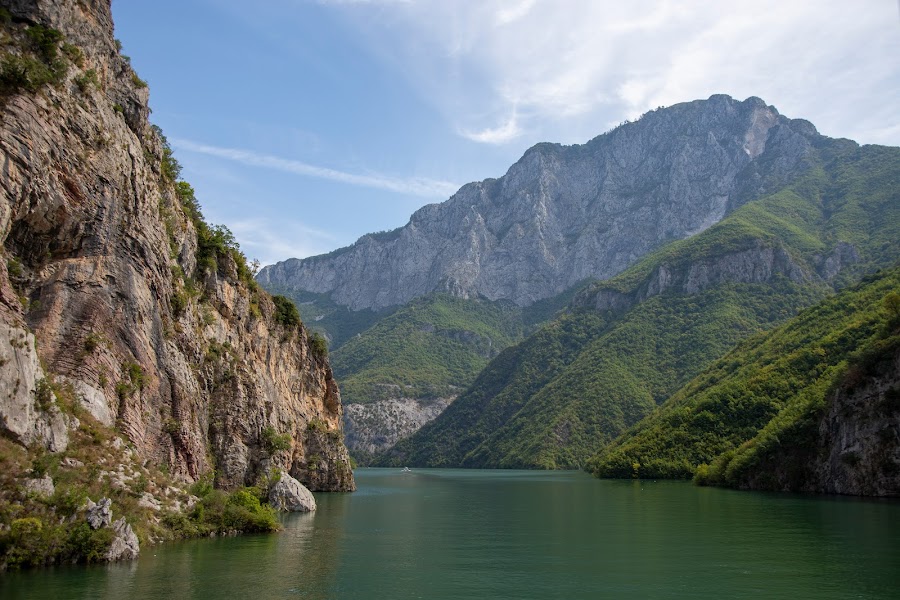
332, 294, 527, 404
379, 311, 609, 467
589, 268, 900, 481
383, 279, 826, 469
0, 399, 280, 569
263, 288, 397, 350
379, 140, 900, 469
695, 280, 900, 490
460, 280, 825, 469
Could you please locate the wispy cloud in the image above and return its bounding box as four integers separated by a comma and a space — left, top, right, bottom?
329, 0, 900, 147
227, 217, 341, 264
172, 139, 460, 198
459, 109, 522, 144
495, 0, 537, 26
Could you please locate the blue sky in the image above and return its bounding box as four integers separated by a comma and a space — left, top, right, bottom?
111, 0, 900, 265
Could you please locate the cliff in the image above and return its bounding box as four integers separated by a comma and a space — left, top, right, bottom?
0, 0, 353, 567
710, 316, 900, 496
259, 94, 819, 311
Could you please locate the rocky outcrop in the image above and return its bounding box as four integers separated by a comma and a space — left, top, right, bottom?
343, 397, 453, 457
574, 240, 822, 314
0, 0, 353, 494
737, 345, 900, 496
260, 95, 821, 311
268, 471, 317, 512
106, 517, 139, 561
0, 322, 70, 451
22, 474, 54, 497
85, 497, 112, 529
811, 348, 900, 495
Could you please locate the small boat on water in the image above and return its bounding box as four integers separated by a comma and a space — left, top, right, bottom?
401, 467, 412, 473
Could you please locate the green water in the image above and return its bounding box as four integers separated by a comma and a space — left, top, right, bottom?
3, 469, 899, 598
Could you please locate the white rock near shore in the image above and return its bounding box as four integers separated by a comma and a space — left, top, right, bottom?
268, 472, 317, 512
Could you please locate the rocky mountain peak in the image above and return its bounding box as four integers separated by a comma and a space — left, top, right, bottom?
259, 95, 822, 311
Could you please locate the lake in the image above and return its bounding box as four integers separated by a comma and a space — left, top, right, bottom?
3, 469, 898, 598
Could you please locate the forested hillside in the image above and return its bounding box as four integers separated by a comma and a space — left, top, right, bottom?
379, 141, 900, 469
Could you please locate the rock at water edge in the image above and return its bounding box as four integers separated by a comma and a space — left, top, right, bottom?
106, 518, 140, 561
269, 472, 317, 512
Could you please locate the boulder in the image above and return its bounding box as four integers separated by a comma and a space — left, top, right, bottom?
268, 472, 317, 512
106, 518, 139, 561
86, 497, 112, 529
22, 475, 55, 498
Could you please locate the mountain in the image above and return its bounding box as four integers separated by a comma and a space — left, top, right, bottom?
331, 291, 580, 460
0, 0, 352, 567
261, 94, 838, 457
377, 138, 900, 470
590, 267, 900, 496
259, 94, 820, 311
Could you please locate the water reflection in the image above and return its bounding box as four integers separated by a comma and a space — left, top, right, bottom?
2, 471, 898, 599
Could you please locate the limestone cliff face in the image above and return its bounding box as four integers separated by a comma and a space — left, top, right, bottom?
736, 346, 900, 497
809, 347, 900, 496
259, 95, 818, 311
572, 240, 832, 314
344, 396, 452, 459
0, 0, 353, 491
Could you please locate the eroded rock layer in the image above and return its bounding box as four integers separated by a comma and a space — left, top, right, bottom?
0, 0, 353, 492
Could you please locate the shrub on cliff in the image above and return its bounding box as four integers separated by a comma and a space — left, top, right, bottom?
273, 295, 301, 329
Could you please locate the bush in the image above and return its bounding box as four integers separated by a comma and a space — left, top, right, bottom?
65, 522, 114, 563
262, 426, 291, 453
32, 378, 57, 411
0, 53, 64, 94
74, 68, 99, 92
25, 25, 63, 61
309, 332, 328, 358
176, 488, 279, 536
0, 516, 113, 568
273, 295, 301, 329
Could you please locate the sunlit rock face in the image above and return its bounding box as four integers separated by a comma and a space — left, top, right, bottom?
0, 0, 354, 492
260, 95, 818, 311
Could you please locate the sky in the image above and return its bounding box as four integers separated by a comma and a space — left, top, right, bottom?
111, 0, 900, 265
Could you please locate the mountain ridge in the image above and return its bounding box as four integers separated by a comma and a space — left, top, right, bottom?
259, 94, 821, 311
377, 137, 900, 469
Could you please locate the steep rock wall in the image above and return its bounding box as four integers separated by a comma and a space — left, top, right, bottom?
0, 0, 353, 491
260, 95, 819, 311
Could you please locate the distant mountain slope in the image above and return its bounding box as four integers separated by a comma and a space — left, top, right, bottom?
329, 289, 580, 460
377, 140, 900, 469
589, 267, 900, 496
260, 95, 819, 311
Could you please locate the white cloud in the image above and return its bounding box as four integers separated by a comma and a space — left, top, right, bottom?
227, 217, 340, 265
495, 0, 537, 26
172, 139, 460, 198
459, 109, 522, 144
327, 0, 900, 147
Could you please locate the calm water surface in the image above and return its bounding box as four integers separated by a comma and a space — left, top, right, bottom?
3, 469, 899, 599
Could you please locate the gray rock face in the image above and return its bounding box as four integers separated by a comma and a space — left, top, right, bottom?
343, 397, 453, 456
22, 475, 55, 498
268, 471, 317, 512
809, 349, 900, 496
574, 240, 820, 314
0, 0, 354, 492
86, 497, 113, 529
106, 517, 140, 561
0, 323, 69, 452
259, 95, 818, 311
